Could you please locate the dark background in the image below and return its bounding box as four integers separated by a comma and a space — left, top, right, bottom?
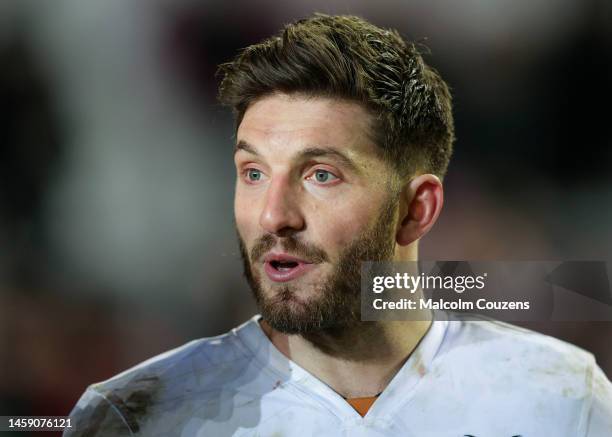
1, 1, 611, 435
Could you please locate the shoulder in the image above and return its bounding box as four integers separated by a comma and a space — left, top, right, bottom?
434, 314, 612, 434
66, 317, 261, 436
443, 312, 595, 363
93, 324, 252, 396
439, 313, 597, 396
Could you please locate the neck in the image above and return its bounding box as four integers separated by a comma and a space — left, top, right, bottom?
259, 315, 432, 399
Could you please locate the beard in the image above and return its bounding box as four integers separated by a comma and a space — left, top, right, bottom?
238, 194, 399, 335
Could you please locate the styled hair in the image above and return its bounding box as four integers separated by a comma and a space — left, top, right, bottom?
217, 13, 455, 179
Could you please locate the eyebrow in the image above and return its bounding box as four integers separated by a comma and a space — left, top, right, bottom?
234, 140, 361, 172
234, 140, 259, 155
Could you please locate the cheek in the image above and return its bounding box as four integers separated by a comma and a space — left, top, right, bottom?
234, 193, 257, 239
312, 197, 378, 249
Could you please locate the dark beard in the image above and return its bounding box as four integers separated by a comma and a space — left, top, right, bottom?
238, 194, 398, 335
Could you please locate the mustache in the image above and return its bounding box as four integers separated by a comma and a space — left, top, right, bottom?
250, 234, 329, 264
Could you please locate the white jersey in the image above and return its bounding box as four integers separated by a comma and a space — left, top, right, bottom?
65, 313, 612, 436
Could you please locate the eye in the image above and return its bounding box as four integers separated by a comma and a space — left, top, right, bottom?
244, 168, 264, 183
308, 169, 339, 184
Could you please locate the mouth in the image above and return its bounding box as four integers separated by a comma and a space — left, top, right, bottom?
262, 253, 317, 282
270, 260, 300, 271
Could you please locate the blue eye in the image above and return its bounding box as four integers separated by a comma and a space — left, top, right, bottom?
313, 170, 337, 183
247, 169, 262, 181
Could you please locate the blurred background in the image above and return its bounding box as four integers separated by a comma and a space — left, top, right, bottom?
0, 0, 611, 434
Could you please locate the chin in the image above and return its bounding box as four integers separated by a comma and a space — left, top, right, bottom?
263, 283, 322, 303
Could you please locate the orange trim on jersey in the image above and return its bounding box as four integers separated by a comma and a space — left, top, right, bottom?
345, 396, 378, 417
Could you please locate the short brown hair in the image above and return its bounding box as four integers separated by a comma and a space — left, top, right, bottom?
217, 13, 455, 179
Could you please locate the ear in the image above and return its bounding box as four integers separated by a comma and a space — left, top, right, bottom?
396, 174, 444, 246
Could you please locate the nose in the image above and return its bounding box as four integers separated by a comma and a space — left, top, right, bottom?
259, 175, 305, 236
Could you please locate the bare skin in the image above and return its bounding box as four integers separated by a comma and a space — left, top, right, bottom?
234, 93, 443, 399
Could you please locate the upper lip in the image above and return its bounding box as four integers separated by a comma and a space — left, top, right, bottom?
263, 253, 312, 264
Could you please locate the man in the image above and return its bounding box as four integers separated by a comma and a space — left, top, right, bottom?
66, 14, 612, 436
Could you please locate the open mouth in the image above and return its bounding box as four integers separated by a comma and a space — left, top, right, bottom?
263, 254, 317, 282
269, 260, 300, 271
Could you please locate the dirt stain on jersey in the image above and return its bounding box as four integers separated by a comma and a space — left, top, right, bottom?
105, 374, 162, 433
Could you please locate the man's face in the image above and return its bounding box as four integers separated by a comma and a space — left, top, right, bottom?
234, 93, 399, 334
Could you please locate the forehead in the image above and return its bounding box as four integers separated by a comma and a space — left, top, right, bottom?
236, 93, 378, 157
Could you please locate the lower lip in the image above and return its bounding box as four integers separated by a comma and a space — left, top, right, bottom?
264, 261, 316, 282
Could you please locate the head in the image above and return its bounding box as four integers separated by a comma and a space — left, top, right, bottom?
218, 14, 454, 335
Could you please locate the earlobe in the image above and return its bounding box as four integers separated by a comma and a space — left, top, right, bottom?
396, 174, 444, 246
